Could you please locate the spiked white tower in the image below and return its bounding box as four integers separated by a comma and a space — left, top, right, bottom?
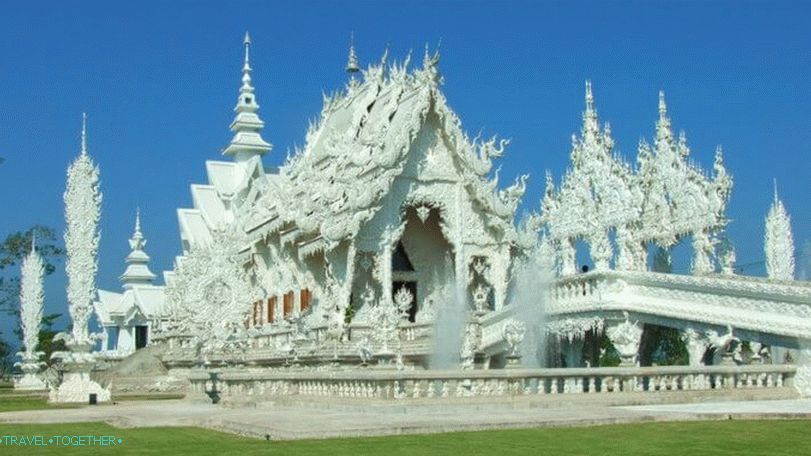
14, 235, 46, 390
222, 32, 272, 163
765, 180, 795, 280
50, 113, 110, 403
120, 209, 156, 289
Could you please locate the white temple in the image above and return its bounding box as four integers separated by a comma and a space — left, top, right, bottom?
88, 34, 810, 390
95, 210, 166, 357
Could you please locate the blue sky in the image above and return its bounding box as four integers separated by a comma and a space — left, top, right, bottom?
1, 1, 809, 339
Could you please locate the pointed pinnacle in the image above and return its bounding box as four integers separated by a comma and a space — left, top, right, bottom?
346, 32, 359, 74
81, 112, 88, 156
658, 90, 667, 119
773, 178, 779, 203
243, 31, 252, 70
135, 207, 142, 235
30, 230, 37, 254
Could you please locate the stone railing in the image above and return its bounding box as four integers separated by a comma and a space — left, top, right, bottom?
186, 364, 797, 403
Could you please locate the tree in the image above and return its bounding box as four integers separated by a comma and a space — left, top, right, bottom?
38, 313, 67, 367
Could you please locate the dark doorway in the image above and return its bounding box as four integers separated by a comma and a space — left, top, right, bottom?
392, 242, 415, 271
392, 281, 418, 322
135, 325, 148, 349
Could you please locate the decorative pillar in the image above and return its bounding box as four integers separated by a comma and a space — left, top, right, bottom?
559, 237, 577, 276
616, 226, 646, 271
50, 114, 111, 403
681, 328, 710, 366
15, 236, 46, 390
490, 249, 509, 311
605, 312, 643, 367
588, 230, 612, 271
691, 229, 715, 275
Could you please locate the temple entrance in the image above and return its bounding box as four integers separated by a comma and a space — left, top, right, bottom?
135, 325, 148, 349
392, 280, 418, 322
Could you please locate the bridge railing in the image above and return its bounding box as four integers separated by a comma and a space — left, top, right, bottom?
187, 364, 797, 402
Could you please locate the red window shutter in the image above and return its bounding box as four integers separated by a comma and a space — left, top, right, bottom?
301, 288, 311, 312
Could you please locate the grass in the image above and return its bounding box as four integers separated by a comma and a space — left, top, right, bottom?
0, 420, 809, 455
0, 391, 183, 413
0, 396, 80, 413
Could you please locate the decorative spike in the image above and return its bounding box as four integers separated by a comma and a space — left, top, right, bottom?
243, 31, 251, 70
658, 90, 667, 120
582, 80, 599, 136
80, 113, 88, 156
346, 32, 359, 74
773, 178, 779, 203
134, 207, 142, 238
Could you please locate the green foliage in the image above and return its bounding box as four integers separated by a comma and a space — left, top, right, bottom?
597, 333, 621, 367
0, 333, 11, 378
38, 313, 67, 366
639, 324, 689, 366
344, 302, 356, 324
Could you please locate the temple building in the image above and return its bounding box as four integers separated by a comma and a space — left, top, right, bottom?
90, 34, 810, 378
94, 211, 166, 356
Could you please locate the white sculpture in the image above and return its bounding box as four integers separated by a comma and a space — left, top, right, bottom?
472, 283, 490, 316
356, 336, 372, 366
393, 285, 414, 321
51, 114, 110, 403
708, 325, 741, 365
681, 327, 711, 366
14, 236, 46, 390
164, 227, 257, 364
541, 86, 732, 276
502, 320, 526, 358
605, 312, 643, 366
765, 182, 795, 280
368, 295, 401, 360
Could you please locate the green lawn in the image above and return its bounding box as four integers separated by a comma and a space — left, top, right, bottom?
0, 420, 809, 455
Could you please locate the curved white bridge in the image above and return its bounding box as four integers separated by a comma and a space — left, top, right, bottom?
482, 271, 811, 354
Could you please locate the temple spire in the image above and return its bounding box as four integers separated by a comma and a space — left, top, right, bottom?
120, 208, 156, 289
583, 80, 599, 137
346, 32, 359, 75
655, 90, 673, 143
658, 90, 667, 120
223, 32, 272, 162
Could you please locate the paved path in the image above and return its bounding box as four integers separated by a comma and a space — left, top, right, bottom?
1, 399, 809, 440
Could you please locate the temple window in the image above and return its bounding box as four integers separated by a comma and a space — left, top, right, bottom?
267, 296, 276, 323
283, 291, 294, 317
300, 288, 311, 313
